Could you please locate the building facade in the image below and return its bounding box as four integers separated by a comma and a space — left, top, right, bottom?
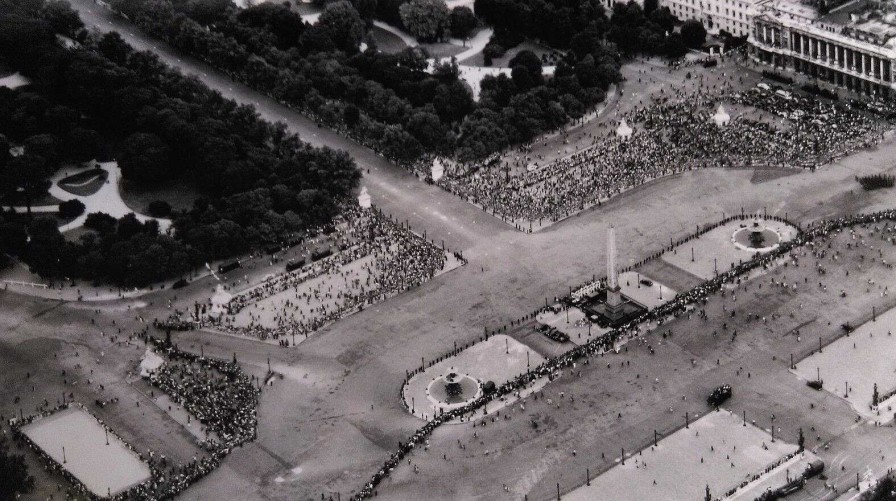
750, 0, 896, 96
663, 0, 760, 37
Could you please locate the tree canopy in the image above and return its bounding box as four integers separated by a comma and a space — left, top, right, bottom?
0, 436, 33, 500
681, 19, 707, 49
0, 0, 361, 285
400, 0, 450, 42
449, 6, 477, 39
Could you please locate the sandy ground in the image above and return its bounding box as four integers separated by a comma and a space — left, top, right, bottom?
536, 307, 609, 345
536, 270, 674, 345
402, 334, 546, 420
795, 306, 896, 423
566, 409, 800, 501
21, 406, 152, 496
373, 225, 896, 501
12, 3, 896, 500
728, 452, 820, 501
663, 218, 799, 280
616, 271, 677, 309
228, 254, 378, 334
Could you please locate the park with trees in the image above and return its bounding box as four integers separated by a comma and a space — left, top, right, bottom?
109, 0, 696, 162
0, 0, 360, 286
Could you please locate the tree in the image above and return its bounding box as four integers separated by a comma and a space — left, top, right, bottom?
97, 31, 132, 64
509, 50, 543, 86
63, 127, 103, 163
58, 199, 85, 219
650, 6, 676, 33
118, 132, 171, 184
40, 0, 84, 37
343, 104, 361, 127
148, 200, 172, 218
236, 3, 304, 49
318, 1, 365, 53
681, 19, 707, 49
406, 110, 448, 150
84, 212, 118, 234
24, 216, 66, 277
185, 0, 234, 25
449, 6, 477, 40
24, 134, 60, 167
433, 80, 474, 123
643, 0, 658, 14
400, 0, 450, 43
353, 0, 378, 22
7, 153, 52, 215
0, 135, 10, 171
0, 436, 34, 499
663, 32, 687, 58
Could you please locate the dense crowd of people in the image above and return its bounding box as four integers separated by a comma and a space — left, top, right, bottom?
146, 341, 259, 450
129, 337, 261, 499
200, 207, 454, 343
437, 84, 891, 226
7, 334, 261, 501
353, 209, 896, 499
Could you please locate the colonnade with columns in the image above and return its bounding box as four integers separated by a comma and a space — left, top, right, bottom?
752, 19, 896, 96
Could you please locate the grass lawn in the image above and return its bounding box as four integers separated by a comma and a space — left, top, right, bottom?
422, 42, 467, 60
370, 25, 408, 54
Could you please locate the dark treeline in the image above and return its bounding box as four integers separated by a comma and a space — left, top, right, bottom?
110, 0, 630, 161
0, 0, 360, 286
476, 0, 693, 62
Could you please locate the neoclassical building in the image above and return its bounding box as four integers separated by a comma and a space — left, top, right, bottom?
663, 0, 760, 37
750, 0, 896, 96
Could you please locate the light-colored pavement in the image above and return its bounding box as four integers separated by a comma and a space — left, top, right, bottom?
70, 0, 508, 256
48, 162, 172, 233
373, 20, 419, 48
27, 3, 896, 501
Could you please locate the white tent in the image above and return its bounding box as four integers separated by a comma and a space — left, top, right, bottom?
616, 119, 633, 140
713, 104, 731, 127
431, 159, 445, 182
209, 285, 232, 317
139, 349, 164, 377
357, 186, 372, 208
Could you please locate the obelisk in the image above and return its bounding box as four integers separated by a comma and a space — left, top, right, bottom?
605, 226, 624, 318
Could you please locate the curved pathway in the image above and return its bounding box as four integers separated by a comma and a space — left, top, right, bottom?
372, 20, 419, 48
48, 162, 172, 233
70, 0, 506, 255
49, 4, 896, 501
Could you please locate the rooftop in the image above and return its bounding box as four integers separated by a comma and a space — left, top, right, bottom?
761, 0, 896, 47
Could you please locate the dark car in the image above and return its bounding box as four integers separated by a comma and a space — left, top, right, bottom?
707, 384, 732, 407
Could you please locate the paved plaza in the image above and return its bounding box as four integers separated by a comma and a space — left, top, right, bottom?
566, 410, 801, 501
21, 407, 152, 497
795, 306, 896, 422
5, 2, 896, 500
663, 218, 798, 280
403, 335, 546, 420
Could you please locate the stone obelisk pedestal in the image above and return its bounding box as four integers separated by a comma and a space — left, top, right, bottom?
604, 226, 626, 322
